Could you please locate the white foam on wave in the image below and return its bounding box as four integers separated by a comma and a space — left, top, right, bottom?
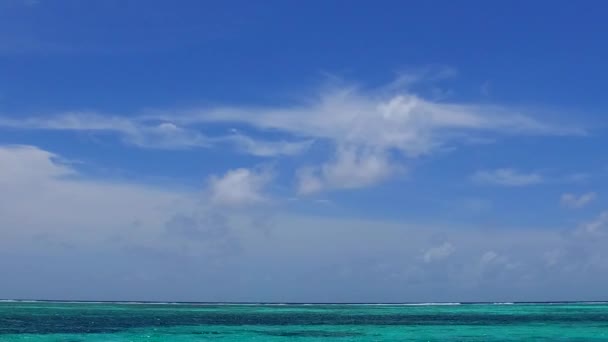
404, 303, 462, 306
351, 303, 462, 306
3, 300, 605, 306
0, 300, 41, 303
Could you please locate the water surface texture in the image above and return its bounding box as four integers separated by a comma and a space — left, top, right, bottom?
1, 301, 608, 341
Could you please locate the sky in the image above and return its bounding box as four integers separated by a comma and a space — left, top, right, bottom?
1, 0, 608, 303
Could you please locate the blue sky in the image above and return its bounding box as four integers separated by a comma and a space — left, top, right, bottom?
1, 0, 608, 302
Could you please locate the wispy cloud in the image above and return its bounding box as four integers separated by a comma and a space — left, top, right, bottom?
0, 113, 310, 155
472, 168, 543, 187
561, 192, 597, 209
0, 113, 209, 149
0, 75, 586, 193
184, 88, 583, 156
222, 132, 313, 157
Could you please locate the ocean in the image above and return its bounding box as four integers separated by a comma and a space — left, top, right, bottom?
1, 301, 608, 341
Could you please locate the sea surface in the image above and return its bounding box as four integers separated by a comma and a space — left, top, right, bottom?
1, 301, 608, 341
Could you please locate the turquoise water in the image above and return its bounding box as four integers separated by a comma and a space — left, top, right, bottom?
1, 301, 608, 341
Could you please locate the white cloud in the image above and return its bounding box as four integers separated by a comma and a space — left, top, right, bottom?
1, 79, 583, 152
423, 242, 455, 263
0, 145, 187, 248
128, 122, 209, 149
189, 88, 581, 157
560, 192, 597, 209
166, 80, 582, 192
576, 210, 608, 236
222, 133, 313, 157
297, 145, 397, 194
0, 113, 308, 155
296, 167, 324, 195
0, 145, 74, 184
0, 113, 210, 149
0, 75, 585, 193
472, 168, 543, 186
207, 167, 273, 206
0, 144, 265, 260
0, 112, 133, 131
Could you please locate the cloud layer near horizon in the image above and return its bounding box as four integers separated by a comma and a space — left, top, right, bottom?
1, 145, 606, 302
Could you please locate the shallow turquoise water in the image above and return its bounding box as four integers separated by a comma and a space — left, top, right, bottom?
1, 301, 608, 341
